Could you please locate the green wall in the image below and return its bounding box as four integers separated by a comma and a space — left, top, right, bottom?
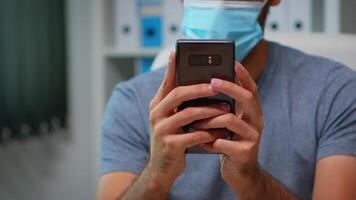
0, 0, 67, 142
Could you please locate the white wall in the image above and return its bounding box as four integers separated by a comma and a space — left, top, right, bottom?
0, 0, 99, 199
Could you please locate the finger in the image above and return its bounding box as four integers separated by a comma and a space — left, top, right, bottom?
193, 113, 259, 141
150, 52, 176, 109
211, 138, 254, 157
163, 130, 225, 150
210, 78, 260, 126
199, 129, 232, 153
235, 62, 263, 115
153, 84, 217, 118
200, 143, 219, 154
163, 104, 230, 132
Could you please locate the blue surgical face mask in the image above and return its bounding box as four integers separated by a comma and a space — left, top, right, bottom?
182, 0, 266, 61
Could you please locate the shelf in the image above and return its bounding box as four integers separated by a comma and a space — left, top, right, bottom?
105, 48, 161, 58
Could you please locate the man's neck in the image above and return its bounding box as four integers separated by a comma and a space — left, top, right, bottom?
241, 40, 268, 82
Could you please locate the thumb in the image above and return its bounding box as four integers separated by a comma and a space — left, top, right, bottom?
150, 51, 176, 109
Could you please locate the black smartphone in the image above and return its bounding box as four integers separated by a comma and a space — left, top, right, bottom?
176, 39, 236, 154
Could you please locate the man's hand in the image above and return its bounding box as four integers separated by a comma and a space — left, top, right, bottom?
194, 63, 298, 200
194, 62, 263, 194
119, 52, 230, 200
147, 51, 230, 185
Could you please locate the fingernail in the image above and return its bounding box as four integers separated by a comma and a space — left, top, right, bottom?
211, 78, 223, 87
220, 103, 230, 112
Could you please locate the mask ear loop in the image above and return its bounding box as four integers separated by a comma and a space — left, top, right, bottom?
258, 0, 269, 19
262, 0, 268, 7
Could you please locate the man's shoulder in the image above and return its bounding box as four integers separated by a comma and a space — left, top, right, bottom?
113, 67, 166, 97
271, 42, 356, 86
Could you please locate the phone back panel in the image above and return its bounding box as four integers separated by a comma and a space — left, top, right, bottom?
176, 39, 236, 154
176, 39, 235, 85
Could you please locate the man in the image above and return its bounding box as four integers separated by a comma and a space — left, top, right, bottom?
98, 0, 356, 199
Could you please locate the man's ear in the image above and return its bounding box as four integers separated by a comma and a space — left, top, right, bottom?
269, 0, 281, 6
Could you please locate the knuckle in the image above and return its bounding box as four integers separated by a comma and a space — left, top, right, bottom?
251, 84, 258, 95
186, 107, 210, 119
240, 144, 252, 154
175, 84, 210, 101
183, 107, 197, 117
214, 138, 224, 148
251, 130, 259, 141
226, 82, 234, 90
198, 84, 209, 93
225, 113, 236, 124
149, 100, 156, 110
259, 120, 264, 132
149, 114, 155, 125
153, 131, 163, 142
156, 122, 169, 135
149, 115, 155, 125
172, 87, 185, 101
163, 137, 178, 149
193, 84, 209, 97
191, 132, 205, 142
152, 126, 162, 137
245, 92, 254, 101
254, 116, 264, 133
149, 109, 159, 124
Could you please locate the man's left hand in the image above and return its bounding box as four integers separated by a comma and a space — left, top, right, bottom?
194, 62, 264, 196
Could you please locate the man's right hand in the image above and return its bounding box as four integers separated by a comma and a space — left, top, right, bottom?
145, 52, 230, 191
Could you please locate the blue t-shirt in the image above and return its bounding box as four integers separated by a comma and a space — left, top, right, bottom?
101, 42, 356, 200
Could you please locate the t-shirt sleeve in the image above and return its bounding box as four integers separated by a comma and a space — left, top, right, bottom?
100, 82, 150, 175
317, 65, 356, 161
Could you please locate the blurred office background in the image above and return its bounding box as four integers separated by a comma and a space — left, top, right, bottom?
0, 0, 355, 199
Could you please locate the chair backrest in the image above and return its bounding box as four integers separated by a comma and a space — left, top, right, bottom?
151, 33, 356, 71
